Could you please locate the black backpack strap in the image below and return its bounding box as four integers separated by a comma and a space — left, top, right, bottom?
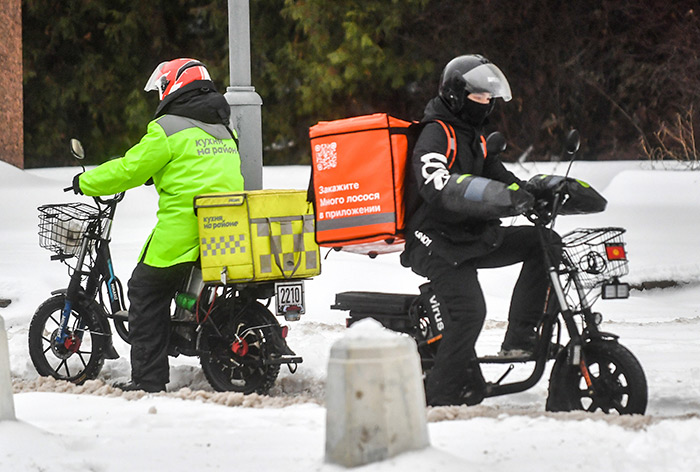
307, 168, 315, 207
225, 125, 240, 149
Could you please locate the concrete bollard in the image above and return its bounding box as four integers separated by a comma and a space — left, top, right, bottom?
0, 316, 16, 421
325, 318, 429, 467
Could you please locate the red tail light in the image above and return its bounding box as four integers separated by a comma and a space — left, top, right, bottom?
605, 244, 626, 261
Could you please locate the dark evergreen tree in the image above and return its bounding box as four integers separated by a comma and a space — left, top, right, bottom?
22, 0, 700, 167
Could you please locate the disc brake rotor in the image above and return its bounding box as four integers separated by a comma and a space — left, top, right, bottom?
50, 329, 82, 360
231, 337, 249, 357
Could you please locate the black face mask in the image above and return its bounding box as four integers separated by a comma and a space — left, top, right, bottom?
459, 99, 494, 126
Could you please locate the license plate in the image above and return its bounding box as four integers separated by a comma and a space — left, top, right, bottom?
275, 281, 305, 318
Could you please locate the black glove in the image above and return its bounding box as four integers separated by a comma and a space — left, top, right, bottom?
72, 173, 84, 195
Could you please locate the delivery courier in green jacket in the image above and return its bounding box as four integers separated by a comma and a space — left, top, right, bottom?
79, 114, 243, 267
73, 58, 244, 393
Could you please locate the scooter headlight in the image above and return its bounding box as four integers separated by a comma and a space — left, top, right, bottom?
602, 281, 630, 300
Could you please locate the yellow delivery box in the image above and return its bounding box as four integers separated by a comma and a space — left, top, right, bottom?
194, 190, 320, 283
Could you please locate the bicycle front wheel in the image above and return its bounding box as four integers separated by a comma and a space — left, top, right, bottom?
546, 339, 648, 414
28, 294, 107, 384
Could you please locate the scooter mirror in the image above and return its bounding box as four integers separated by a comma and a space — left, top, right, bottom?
486, 131, 507, 155
70, 138, 85, 160
565, 129, 580, 154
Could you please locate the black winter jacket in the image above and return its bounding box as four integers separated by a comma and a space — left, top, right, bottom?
401, 97, 522, 269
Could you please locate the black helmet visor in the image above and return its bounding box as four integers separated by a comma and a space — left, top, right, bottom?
462, 63, 512, 102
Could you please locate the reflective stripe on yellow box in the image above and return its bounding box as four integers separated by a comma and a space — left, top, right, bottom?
194, 190, 320, 283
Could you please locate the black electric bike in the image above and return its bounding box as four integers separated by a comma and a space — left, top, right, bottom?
331, 131, 648, 415
28, 139, 304, 394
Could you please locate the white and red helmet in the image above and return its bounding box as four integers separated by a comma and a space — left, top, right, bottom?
144, 58, 212, 101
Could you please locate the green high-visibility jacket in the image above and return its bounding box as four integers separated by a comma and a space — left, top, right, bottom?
79, 115, 245, 267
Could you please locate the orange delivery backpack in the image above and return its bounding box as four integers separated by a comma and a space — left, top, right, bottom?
308, 113, 456, 257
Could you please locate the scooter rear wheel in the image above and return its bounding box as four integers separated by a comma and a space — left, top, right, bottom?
546, 339, 647, 414
199, 301, 281, 394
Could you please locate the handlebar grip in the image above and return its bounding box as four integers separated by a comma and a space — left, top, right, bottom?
95, 192, 126, 205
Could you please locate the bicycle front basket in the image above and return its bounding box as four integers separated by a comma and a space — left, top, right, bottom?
562, 227, 629, 288
38, 203, 100, 256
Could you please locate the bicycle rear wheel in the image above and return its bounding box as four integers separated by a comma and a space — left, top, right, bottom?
28, 294, 107, 384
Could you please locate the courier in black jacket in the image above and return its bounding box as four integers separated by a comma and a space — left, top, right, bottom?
401, 55, 559, 407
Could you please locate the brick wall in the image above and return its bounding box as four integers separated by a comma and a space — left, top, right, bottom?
0, 0, 23, 169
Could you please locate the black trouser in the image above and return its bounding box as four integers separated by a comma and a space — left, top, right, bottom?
126, 261, 193, 388
414, 226, 558, 404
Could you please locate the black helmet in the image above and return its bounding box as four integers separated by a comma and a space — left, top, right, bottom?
438, 55, 512, 118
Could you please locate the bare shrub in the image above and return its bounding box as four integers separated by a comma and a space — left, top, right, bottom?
642, 107, 699, 169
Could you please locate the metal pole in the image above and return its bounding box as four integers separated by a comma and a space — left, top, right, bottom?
226, 0, 263, 190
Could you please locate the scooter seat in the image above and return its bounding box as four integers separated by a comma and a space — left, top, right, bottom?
332, 291, 418, 315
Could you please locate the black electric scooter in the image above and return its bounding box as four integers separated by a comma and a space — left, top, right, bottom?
28, 139, 303, 394
331, 131, 648, 414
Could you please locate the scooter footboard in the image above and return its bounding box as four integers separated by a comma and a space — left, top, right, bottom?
331, 291, 418, 333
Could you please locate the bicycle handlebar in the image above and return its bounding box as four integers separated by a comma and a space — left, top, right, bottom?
524, 183, 568, 227
63, 185, 125, 206
94, 193, 126, 205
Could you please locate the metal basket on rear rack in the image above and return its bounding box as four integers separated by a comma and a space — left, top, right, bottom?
561, 227, 629, 289
38, 203, 101, 257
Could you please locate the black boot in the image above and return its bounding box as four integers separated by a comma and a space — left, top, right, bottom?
500, 329, 562, 359
459, 362, 487, 406
425, 361, 486, 407
113, 380, 166, 393
499, 327, 538, 358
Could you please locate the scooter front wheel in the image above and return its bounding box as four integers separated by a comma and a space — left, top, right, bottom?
28, 294, 107, 384
546, 339, 647, 415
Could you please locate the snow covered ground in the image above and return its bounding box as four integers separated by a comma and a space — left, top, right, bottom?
1, 158, 699, 471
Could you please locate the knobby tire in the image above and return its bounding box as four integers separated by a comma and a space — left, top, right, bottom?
546, 339, 647, 415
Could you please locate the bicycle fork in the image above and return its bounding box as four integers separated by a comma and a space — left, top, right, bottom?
547, 265, 595, 392
56, 235, 92, 345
